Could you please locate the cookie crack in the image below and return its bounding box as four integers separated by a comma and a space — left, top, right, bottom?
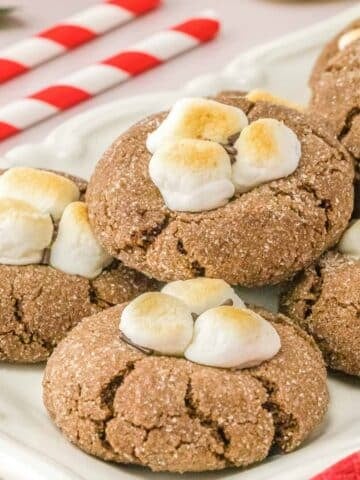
95, 361, 138, 454
87, 281, 115, 309
251, 375, 298, 453
268, 183, 331, 238
184, 377, 232, 466
299, 183, 332, 234
122, 213, 171, 257
174, 229, 206, 278
88, 260, 124, 309
8, 283, 53, 354
339, 107, 360, 140
338, 108, 360, 158
324, 61, 360, 76
301, 263, 324, 321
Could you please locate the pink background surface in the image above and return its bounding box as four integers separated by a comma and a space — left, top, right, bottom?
0, 0, 356, 155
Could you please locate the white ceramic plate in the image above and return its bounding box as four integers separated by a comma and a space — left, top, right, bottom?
1, 6, 360, 480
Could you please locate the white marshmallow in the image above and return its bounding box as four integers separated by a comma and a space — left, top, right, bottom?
120, 292, 194, 356
232, 118, 301, 192
0, 167, 80, 221
338, 220, 360, 259
149, 139, 235, 212
147, 97, 248, 153
49, 202, 112, 279
338, 28, 360, 50
162, 278, 245, 315
0, 198, 53, 265
185, 306, 281, 369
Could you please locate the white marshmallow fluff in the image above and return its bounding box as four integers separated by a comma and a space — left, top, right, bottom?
0, 167, 80, 221
162, 277, 245, 315
338, 220, 360, 259
120, 292, 194, 356
232, 118, 301, 192
149, 138, 235, 212
0, 198, 53, 265
49, 202, 112, 279
146, 97, 248, 154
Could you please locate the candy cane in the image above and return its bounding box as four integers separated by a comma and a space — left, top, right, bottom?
0, 0, 161, 84
0, 11, 220, 141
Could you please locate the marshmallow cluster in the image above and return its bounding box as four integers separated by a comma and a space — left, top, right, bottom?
338, 28, 360, 50
338, 220, 360, 259
147, 98, 301, 212
0, 167, 112, 278
119, 278, 281, 369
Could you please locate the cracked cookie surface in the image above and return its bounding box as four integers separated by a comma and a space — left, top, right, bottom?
87, 94, 354, 286
0, 173, 157, 363
281, 251, 360, 376
43, 304, 328, 473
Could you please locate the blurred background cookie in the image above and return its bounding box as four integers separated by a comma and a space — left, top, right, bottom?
87, 94, 354, 287
310, 18, 360, 87
280, 220, 360, 376
0, 167, 157, 363
43, 280, 328, 473
309, 20, 360, 197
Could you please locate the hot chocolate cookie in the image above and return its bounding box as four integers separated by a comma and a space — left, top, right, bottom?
281, 220, 360, 376
0, 167, 157, 363
87, 94, 353, 286
309, 20, 360, 163
43, 278, 328, 473
310, 19, 360, 87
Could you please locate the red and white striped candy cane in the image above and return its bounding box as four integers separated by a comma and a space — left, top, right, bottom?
0, 0, 161, 84
0, 11, 220, 141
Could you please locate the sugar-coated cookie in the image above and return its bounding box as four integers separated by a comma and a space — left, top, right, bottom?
310, 20, 360, 167
43, 302, 328, 473
281, 226, 360, 376
87, 93, 353, 286
0, 168, 157, 363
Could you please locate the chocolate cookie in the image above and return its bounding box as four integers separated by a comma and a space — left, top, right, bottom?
87, 94, 354, 286
0, 168, 157, 363
309, 21, 360, 163
310, 19, 360, 87
43, 304, 328, 473
281, 250, 360, 376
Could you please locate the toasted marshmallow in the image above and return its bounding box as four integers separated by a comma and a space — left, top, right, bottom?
246, 89, 303, 112
149, 139, 235, 212
49, 202, 112, 279
147, 97, 248, 153
120, 292, 194, 356
232, 118, 301, 192
162, 278, 245, 315
338, 220, 360, 259
0, 198, 53, 265
0, 167, 80, 221
184, 306, 281, 368
338, 28, 360, 50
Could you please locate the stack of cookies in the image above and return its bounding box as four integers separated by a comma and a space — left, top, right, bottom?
1, 18, 359, 475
